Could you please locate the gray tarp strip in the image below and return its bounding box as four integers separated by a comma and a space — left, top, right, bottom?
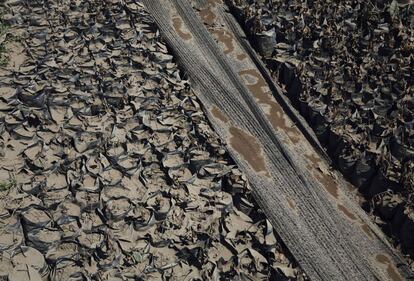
142, 0, 413, 280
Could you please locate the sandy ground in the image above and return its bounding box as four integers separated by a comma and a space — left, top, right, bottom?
0, 0, 305, 280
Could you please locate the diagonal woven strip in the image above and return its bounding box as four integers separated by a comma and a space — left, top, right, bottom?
142, 0, 414, 280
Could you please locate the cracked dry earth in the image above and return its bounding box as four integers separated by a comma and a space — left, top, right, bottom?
0, 0, 306, 280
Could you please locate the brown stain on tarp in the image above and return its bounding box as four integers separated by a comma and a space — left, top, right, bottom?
211, 106, 229, 123
199, 0, 222, 26
337, 204, 357, 220
237, 53, 247, 61
198, 1, 234, 55
211, 29, 234, 54
238, 56, 341, 201
238, 69, 300, 144
375, 254, 403, 281
338, 201, 377, 240
287, 198, 296, 210
199, 6, 216, 25
286, 198, 299, 214
312, 168, 339, 198
361, 223, 374, 240
229, 126, 269, 177
172, 17, 192, 41
305, 152, 339, 199
305, 152, 321, 168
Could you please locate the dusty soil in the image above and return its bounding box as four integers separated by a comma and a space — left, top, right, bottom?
0, 0, 306, 280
